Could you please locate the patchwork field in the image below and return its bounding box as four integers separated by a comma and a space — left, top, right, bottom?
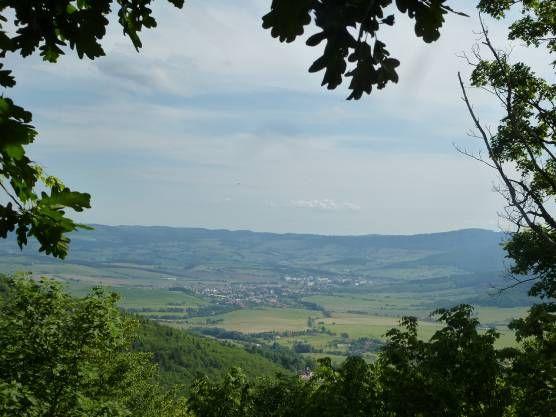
0, 226, 534, 367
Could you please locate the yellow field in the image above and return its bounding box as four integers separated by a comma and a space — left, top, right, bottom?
187, 307, 324, 333
474, 306, 528, 325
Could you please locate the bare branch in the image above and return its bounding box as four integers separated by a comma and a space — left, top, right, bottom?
458, 72, 556, 247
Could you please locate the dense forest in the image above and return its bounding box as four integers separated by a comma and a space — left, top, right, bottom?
133, 319, 306, 387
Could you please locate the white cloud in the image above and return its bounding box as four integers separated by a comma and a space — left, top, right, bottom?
290, 199, 361, 212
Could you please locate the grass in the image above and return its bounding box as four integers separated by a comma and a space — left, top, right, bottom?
276, 334, 340, 351
187, 307, 323, 333
320, 312, 441, 340
494, 328, 517, 348
302, 353, 347, 367
115, 287, 206, 309
264, 309, 518, 353
304, 293, 431, 317
474, 306, 528, 326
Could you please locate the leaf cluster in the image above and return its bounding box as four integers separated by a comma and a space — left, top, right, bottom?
0, 99, 91, 258
187, 304, 555, 417
479, 0, 556, 61
378, 305, 507, 417
460, 0, 555, 300
262, 0, 464, 100
0, 275, 189, 417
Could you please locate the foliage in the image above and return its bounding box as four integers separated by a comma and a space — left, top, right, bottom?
187, 304, 555, 417
479, 0, 556, 60
188, 357, 380, 417
188, 368, 255, 417
379, 305, 508, 417
460, 0, 556, 300
0, 101, 91, 258
133, 319, 289, 388
293, 340, 315, 353
503, 302, 556, 416
189, 326, 314, 371
458, 4, 556, 411
263, 0, 466, 99
304, 356, 380, 417
347, 336, 384, 355
0, 275, 188, 417
245, 342, 315, 372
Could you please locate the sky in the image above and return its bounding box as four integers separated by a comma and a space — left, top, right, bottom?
4, 1, 552, 235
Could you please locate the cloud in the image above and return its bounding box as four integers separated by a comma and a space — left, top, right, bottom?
290, 199, 361, 212
6, 0, 547, 235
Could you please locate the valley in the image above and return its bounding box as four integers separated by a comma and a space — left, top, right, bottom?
0, 225, 534, 366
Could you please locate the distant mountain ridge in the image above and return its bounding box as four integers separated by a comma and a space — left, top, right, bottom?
0, 225, 507, 282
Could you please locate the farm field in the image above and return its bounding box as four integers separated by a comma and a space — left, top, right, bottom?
37, 273, 527, 356
474, 306, 529, 326
187, 307, 324, 333
36, 274, 527, 360
302, 294, 430, 316
0, 226, 534, 368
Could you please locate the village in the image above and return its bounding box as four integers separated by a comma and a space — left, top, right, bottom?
187, 274, 375, 308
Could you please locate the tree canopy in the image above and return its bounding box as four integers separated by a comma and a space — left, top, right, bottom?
457, 0, 555, 299
0, 275, 189, 417
262, 0, 466, 99
187, 303, 553, 417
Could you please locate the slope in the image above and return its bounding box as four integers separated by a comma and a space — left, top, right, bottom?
133, 319, 290, 387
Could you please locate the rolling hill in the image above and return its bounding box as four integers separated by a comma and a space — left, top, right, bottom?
133, 319, 292, 387
0, 225, 508, 285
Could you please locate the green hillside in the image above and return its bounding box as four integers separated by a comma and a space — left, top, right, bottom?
133, 319, 290, 387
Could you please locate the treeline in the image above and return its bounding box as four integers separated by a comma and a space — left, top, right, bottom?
346, 337, 384, 356
189, 327, 314, 371
132, 319, 287, 388
189, 305, 555, 417
299, 300, 332, 317
125, 303, 238, 318
1, 276, 554, 417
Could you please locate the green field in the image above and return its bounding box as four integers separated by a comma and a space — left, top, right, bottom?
303, 293, 430, 316
474, 306, 528, 326
187, 307, 323, 333
115, 287, 206, 309
62, 280, 207, 310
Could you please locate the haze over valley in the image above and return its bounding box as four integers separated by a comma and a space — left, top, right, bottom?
0, 225, 530, 364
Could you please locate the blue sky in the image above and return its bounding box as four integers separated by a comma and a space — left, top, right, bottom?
4, 1, 549, 234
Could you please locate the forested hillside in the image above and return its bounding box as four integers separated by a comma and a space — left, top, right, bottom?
133, 319, 293, 387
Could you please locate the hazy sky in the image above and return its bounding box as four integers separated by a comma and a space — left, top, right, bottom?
5, 1, 551, 235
